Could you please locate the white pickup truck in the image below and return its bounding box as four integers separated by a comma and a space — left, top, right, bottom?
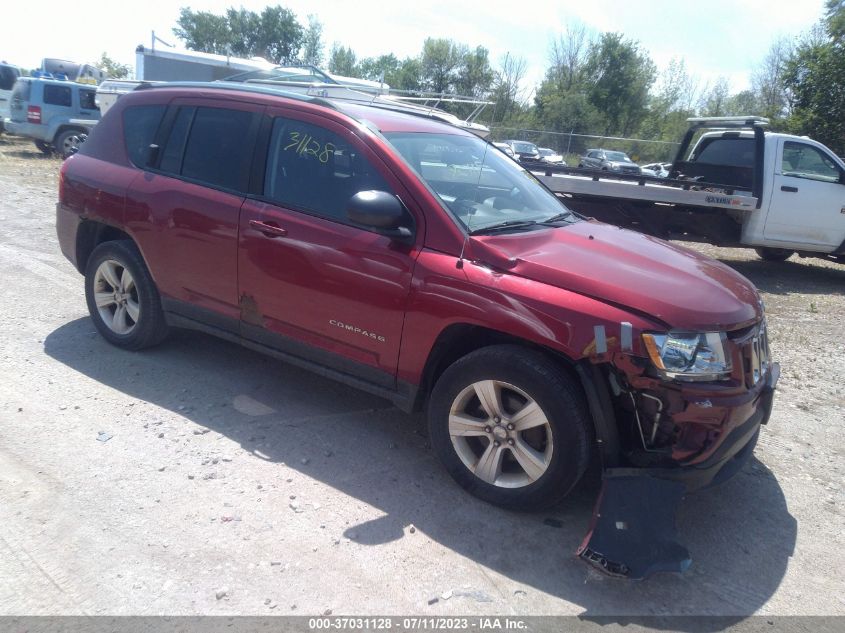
531, 117, 845, 264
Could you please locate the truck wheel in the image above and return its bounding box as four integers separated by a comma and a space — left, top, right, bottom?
755, 247, 793, 262
84, 240, 169, 351
34, 140, 52, 154
54, 129, 87, 159
428, 345, 591, 511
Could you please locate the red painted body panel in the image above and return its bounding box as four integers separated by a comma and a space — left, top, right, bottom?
395, 249, 660, 385
55, 84, 778, 488
125, 172, 243, 319
239, 197, 417, 376
469, 220, 762, 332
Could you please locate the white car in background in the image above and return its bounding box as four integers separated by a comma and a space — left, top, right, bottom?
493, 141, 516, 159
0, 61, 22, 132
538, 147, 566, 165
641, 162, 671, 178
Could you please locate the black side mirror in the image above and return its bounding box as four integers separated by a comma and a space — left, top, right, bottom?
347, 190, 413, 243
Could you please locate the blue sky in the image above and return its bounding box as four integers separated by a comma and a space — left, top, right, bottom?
1, 0, 828, 96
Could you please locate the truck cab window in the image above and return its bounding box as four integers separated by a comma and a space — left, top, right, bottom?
781, 141, 841, 183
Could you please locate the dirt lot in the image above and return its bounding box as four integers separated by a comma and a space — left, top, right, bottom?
1, 134, 843, 619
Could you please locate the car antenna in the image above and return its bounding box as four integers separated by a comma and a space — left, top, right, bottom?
457, 140, 490, 269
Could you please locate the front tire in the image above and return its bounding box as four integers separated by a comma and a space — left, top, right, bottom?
755, 247, 794, 262
84, 240, 169, 350
428, 345, 591, 511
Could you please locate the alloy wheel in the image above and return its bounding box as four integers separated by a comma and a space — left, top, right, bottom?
448, 380, 554, 488
93, 259, 139, 335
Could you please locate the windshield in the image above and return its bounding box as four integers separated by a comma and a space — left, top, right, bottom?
606, 151, 631, 162
383, 132, 576, 232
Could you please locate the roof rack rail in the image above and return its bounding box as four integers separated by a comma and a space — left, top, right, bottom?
137, 80, 338, 109
240, 78, 491, 136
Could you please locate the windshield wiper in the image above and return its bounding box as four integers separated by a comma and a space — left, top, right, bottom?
542, 211, 573, 223
469, 220, 540, 235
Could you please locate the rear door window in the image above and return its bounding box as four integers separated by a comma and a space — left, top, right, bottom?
123, 104, 166, 168
181, 107, 254, 191
156, 106, 255, 192
43, 84, 72, 107
262, 117, 392, 223
158, 106, 195, 174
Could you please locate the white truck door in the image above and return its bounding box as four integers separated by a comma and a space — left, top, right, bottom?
763, 138, 845, 250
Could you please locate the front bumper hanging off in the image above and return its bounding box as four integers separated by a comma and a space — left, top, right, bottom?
577, 364, 779, 579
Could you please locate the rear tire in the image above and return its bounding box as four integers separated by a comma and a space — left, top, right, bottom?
428, 345, 591, 511
84, 240, 169, 351
755, 247, 794, 262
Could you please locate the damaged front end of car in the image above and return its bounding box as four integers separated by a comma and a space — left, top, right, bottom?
574, 319, 779, 579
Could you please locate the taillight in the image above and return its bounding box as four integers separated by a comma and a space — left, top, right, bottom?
27, 105, 41, 124
58, 161, 69, 203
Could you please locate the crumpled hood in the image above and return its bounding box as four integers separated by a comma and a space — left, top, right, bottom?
470, 221, 761, 331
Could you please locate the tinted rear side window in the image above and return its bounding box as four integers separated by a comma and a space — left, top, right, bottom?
159, 106, 195, 174
43, 84, 72, 107
79, 89, 97, 110
123, 105, 166, 168
180, 107, 253, 191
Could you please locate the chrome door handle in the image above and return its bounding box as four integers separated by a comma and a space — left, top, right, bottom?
249, 219, 288, 238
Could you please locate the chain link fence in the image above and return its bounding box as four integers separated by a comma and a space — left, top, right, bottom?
490, 127, 681, 165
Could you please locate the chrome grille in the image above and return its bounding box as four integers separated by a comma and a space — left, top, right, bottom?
746, 322, 770, 386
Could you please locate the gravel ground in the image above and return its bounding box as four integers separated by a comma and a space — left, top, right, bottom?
1, 134, 843, 618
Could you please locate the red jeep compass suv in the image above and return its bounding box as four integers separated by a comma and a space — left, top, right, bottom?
56, 83, 778, 578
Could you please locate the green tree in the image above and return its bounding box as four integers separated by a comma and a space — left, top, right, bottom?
224, 8, 262, 58
173, 5, 303, 64
751, 37, 792, 119
301, 14, 324, 66
700, 76, 731, 116
95, 52, 131, 79
173, 8, 231, 55
489, 53, 528, 125
639, 58, 699, 143
827, 0, 845, 38
782, 0, 845, 153
455, 46, 494, 97
358, 54, 401, 83
328, 44, 358, 76
582, 33, 656, 136
420, 38, 465, 93
256, 5, 303, 64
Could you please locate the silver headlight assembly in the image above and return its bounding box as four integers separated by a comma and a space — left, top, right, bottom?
642, 332, 732, 382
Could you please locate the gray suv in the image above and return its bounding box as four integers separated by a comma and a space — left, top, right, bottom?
578, 148, 641, 174
6, 77, 100, 157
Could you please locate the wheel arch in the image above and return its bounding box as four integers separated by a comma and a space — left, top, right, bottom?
412, 322, 620, 464
74, 220, 134, 274
413, 323, 580, 409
